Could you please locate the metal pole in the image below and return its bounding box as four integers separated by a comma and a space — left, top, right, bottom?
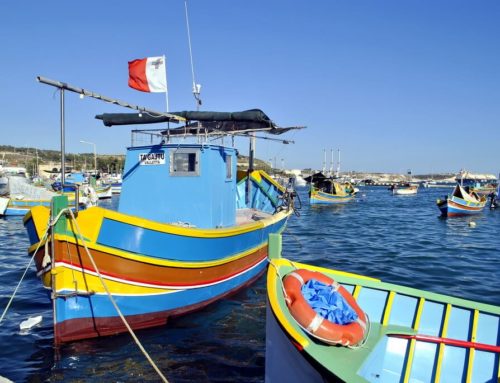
60, 89, 65, 185
36, 76, 184, 122
93, 143, 97, 174
245, 134, 256, 206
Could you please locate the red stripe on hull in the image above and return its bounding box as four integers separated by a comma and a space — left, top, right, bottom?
54, 267, 266, 344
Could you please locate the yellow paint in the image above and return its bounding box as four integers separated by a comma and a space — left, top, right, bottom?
434, 343, 445, 383
471, 309, 478, 342
465, 309, 479, 383
382, 291, 395, 325
353, 285, 362, 299
250, 170, 263, 183
83, 206, 290, 238
442, 303, 452, 337
434, 304, 452, 383
403, 338, 416, 383
413, 297, 425, 330
466, 348, 475, 383
258, 171, 286, 192
52, 264, 175, 294
267, 259, 310, 348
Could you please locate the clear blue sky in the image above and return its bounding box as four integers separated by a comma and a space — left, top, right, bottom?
0, 1, 499, 174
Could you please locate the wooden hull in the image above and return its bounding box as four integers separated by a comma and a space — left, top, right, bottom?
24, 205, 290, 343
437, 196, 486, 217
266, 258, 500, 382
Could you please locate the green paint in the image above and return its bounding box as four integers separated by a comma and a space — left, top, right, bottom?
51, 195, 68, 234
268, 233, 282, 260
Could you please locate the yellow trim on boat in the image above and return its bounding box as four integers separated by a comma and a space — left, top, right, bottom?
81, 206, 289, 239
470, 309, 478, 342
267, 259, 310, 348
28, 204, 290, 245
352, 285, 362, 299
52, 265, 176, 294
465, 309, 479, 383
413, 297, 425, 330
441, 303, 452, 338
466, 348, 475, 383
403, 338, 416, 383
382, 291, 395, 325
435, 303, 452, 383
434, 342, 445, 383
256, 170, 286, 192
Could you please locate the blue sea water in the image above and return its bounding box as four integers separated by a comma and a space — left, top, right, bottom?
0, 186, 499, 382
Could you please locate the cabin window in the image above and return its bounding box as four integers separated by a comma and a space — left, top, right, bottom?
225, 154, 232, 179
170, 150, 200, 176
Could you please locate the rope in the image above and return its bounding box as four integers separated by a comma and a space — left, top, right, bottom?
0, 207, 68, 324
66, 209, 169, 383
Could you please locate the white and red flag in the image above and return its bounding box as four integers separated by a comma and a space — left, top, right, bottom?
128, 56, 167, 93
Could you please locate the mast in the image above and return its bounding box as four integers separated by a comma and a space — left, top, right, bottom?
336, 149, 341, 178
329, 149, 334, 177
60, 88, 66, 185
185, 0, 201, 111
322, 149, 326, 174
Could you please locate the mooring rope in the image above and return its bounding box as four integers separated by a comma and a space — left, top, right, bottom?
66, 209, 169, 383
0, 208, 67, 324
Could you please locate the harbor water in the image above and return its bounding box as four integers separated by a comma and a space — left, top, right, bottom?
0, 186, 499, 382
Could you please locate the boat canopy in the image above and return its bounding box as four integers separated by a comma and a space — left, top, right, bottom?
95, 109, 303, 135
455, 171, 497, 181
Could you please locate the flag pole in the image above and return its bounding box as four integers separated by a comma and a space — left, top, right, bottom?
163, 55, 169, 113
164, 54, 170, 142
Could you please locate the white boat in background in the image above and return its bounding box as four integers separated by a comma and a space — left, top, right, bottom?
391, 183, 418, 195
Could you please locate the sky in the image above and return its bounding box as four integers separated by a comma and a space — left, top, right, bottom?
0, 0, 499, 174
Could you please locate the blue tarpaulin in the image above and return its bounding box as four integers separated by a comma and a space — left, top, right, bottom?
301, 279, 358, 325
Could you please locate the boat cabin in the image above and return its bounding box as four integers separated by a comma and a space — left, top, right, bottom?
119, 143, 237, 228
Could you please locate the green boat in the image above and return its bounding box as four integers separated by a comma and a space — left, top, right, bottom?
265, 234, 500, 382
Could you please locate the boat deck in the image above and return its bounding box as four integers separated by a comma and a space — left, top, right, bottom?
236, 208, 272, 226
268, 259, 500, 382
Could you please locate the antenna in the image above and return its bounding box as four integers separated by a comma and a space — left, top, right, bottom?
185, 0, 202, 110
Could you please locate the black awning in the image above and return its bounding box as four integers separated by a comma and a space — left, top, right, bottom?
95, 109, 304, 135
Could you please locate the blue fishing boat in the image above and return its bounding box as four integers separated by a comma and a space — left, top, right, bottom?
305, 172, 356, 205
266, 234, 500, 382
24, 77, 302, 343
437, 184, 487, 217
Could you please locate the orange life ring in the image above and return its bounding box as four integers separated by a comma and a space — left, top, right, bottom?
283, 269, 367, 346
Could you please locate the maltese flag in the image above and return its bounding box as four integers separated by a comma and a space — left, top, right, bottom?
128, 56, 167, 93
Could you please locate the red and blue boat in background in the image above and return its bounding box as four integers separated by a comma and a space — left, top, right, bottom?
437, 184, 487, 217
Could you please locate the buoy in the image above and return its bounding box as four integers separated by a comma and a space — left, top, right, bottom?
19, 315, 42, 331
469, 222, 476, 228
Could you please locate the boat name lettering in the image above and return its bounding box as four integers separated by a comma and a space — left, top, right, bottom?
139, 152, 165, 165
